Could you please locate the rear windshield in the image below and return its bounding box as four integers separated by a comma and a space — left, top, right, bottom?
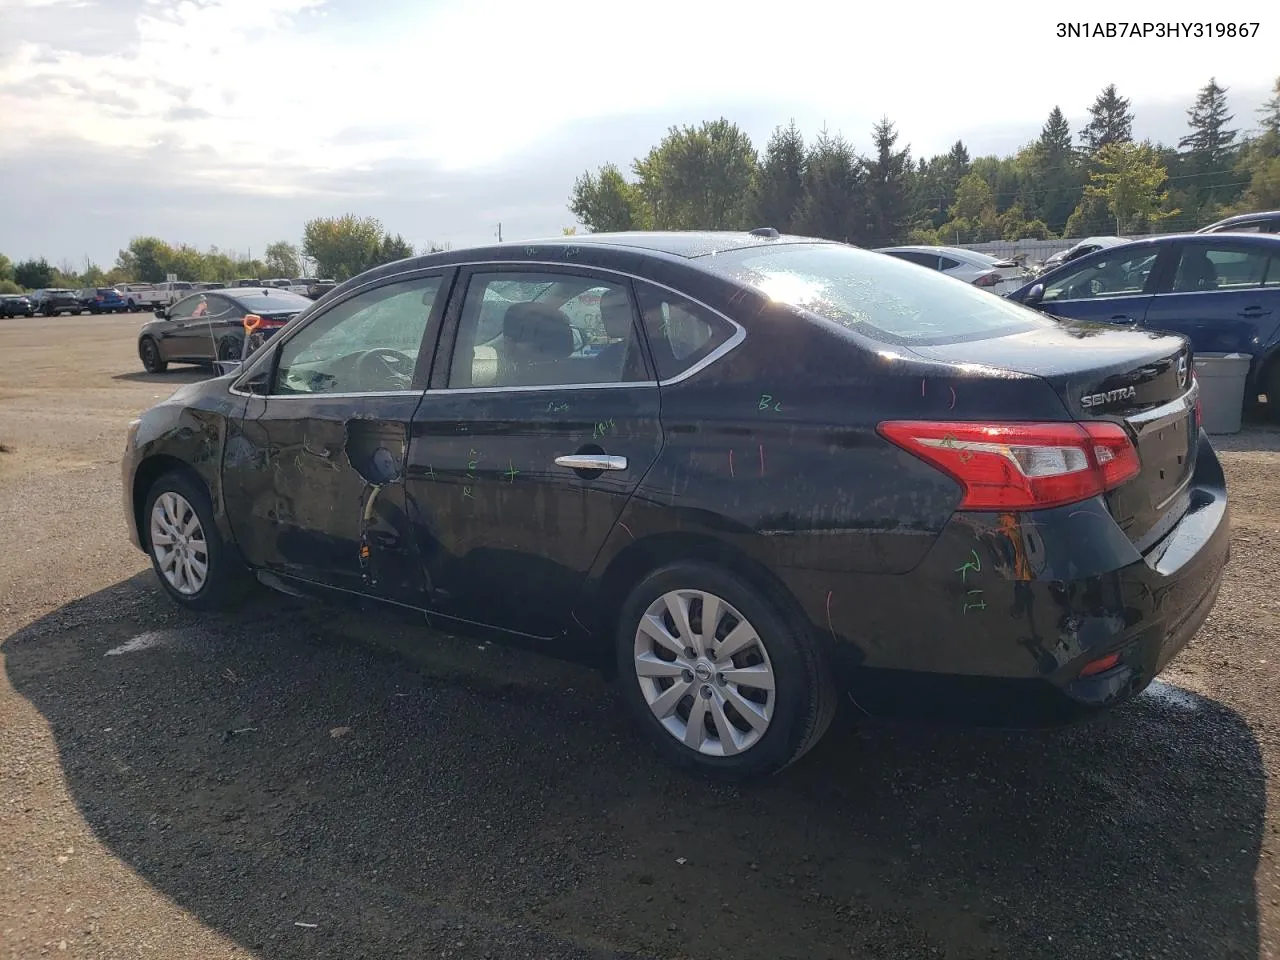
235, 290, 312, 312
702, 243, 1050, 345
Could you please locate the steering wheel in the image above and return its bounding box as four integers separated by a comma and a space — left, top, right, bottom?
354, 348, 414, 388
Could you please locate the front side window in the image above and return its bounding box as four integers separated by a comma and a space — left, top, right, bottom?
168, 296, 201, 320
1171, 245, 1273, 292
273, 276, 441, 395
703, 242, 1047, 345
1042, 250, 1159, 303
448, 271, 649, 389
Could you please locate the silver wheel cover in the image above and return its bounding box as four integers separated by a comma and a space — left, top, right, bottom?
149, 491, 209, 596
633, 589, 776, 757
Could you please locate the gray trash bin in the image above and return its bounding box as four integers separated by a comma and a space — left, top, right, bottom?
1193, 353, 1252, 435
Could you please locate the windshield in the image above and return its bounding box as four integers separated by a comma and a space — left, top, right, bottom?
235, 290, 313, 312
703, 243, 1051, 345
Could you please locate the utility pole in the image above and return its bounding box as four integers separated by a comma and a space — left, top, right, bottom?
497, 222, 503, 243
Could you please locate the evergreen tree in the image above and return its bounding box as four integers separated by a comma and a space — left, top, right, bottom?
752, 120, 807, 232
865, 116, 912, 243
1262, 76, 1280, 137
1179, 77, 1236, 162
1039, 106, 1073, 159
1081, 84, 1133, 153
795, 129, 866, 244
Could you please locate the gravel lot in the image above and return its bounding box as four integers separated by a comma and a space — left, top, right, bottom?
2, 312, 1279, 960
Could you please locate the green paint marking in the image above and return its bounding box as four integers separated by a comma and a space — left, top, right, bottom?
955, 549, 982, 582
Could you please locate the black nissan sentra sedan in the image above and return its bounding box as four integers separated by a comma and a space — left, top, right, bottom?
121, 230, 1230, 778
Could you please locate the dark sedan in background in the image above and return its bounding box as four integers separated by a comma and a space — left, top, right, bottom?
121, 231, 1229, 779
1007, 231, 1280, 413
28, 288, 81, 316
137, 286, 313, 373
0, 294, 34, 317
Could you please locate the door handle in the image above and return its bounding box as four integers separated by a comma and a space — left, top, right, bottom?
1238, 306, 1270, 318
554, 454, 627, 471
1110, 314, 1136, 323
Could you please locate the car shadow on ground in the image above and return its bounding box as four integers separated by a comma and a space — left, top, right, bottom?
4, 574, 1265, 960
111, 369, 213, 385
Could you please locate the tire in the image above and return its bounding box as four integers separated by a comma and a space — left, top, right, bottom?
217, 337, 239, 363
126, 299, 136, 312
139, 337, 167, 373
615, 560, 837, 779
143, 470, 251, 611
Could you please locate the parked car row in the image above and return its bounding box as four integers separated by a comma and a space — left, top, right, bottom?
4, 277, 338, 320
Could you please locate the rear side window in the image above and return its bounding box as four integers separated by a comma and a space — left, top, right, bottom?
937, 256, 962, 270
1172, 245, 1273, 291
632, 281, 734, 380
703, 243, 1048, 346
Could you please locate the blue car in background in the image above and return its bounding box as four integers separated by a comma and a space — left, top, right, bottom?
77, 286, 129, 314
1007, 232, 1280, 415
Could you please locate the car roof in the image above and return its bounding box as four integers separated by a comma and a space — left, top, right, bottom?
1198, 210, 1280, 231
512, 230, 834, 258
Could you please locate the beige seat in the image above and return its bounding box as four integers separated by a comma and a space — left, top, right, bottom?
498, 302, 575, 386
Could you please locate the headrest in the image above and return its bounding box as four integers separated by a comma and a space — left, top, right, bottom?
600, 287, 631, 321
502, 302, 574, 360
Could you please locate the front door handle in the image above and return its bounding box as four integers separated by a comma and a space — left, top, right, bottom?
1110, 314, 1136, 323
555, 454, 627, 471
1239, 306, 1270, 318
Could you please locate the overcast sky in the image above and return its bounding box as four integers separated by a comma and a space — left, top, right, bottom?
0, 0, 1274, 269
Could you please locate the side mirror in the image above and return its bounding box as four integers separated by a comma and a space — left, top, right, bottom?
1024, 283, 1045, 305
154, 307, 167, 319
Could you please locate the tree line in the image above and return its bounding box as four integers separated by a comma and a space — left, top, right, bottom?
568, 77, 1280, 246
0, 216, 451, 295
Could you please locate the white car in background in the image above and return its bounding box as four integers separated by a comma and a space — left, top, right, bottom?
873, 245, 1031, 295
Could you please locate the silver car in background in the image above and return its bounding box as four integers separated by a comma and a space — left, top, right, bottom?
873, 245, 1031, 295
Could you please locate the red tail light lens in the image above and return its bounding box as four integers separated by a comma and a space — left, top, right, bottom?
877, 421, 1141, 510
974, 272, 1002, 287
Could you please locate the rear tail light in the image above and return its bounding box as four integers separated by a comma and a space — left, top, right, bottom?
877, 420, 1142, 510
974, 272, 1003, 288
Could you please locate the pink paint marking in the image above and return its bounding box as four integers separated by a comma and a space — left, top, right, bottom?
729, 449, 735, 477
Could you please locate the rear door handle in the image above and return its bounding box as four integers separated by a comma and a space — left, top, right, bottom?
1110, 314, 1136, 323
554, 454, 627, 471
1239, 306, 1270, 318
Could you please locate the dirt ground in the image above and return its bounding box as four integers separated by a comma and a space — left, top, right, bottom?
2, 311, 1279, 960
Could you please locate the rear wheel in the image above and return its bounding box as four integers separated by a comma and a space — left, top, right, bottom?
217, 337, 240, 363
139, 337, 167, 373
143, 470, 250, 611
615, 561, 837, 779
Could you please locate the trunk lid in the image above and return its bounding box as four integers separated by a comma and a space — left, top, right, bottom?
909, 319, 1197, 549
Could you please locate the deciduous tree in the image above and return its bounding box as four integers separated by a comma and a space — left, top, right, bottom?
302, 214, 386, 281
263, 241, 301, 278
569, 163, 641, 232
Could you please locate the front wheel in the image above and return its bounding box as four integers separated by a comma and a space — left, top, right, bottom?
143, 470, 250, 611
139, 337, 167, 373
615, 561, 837, 779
